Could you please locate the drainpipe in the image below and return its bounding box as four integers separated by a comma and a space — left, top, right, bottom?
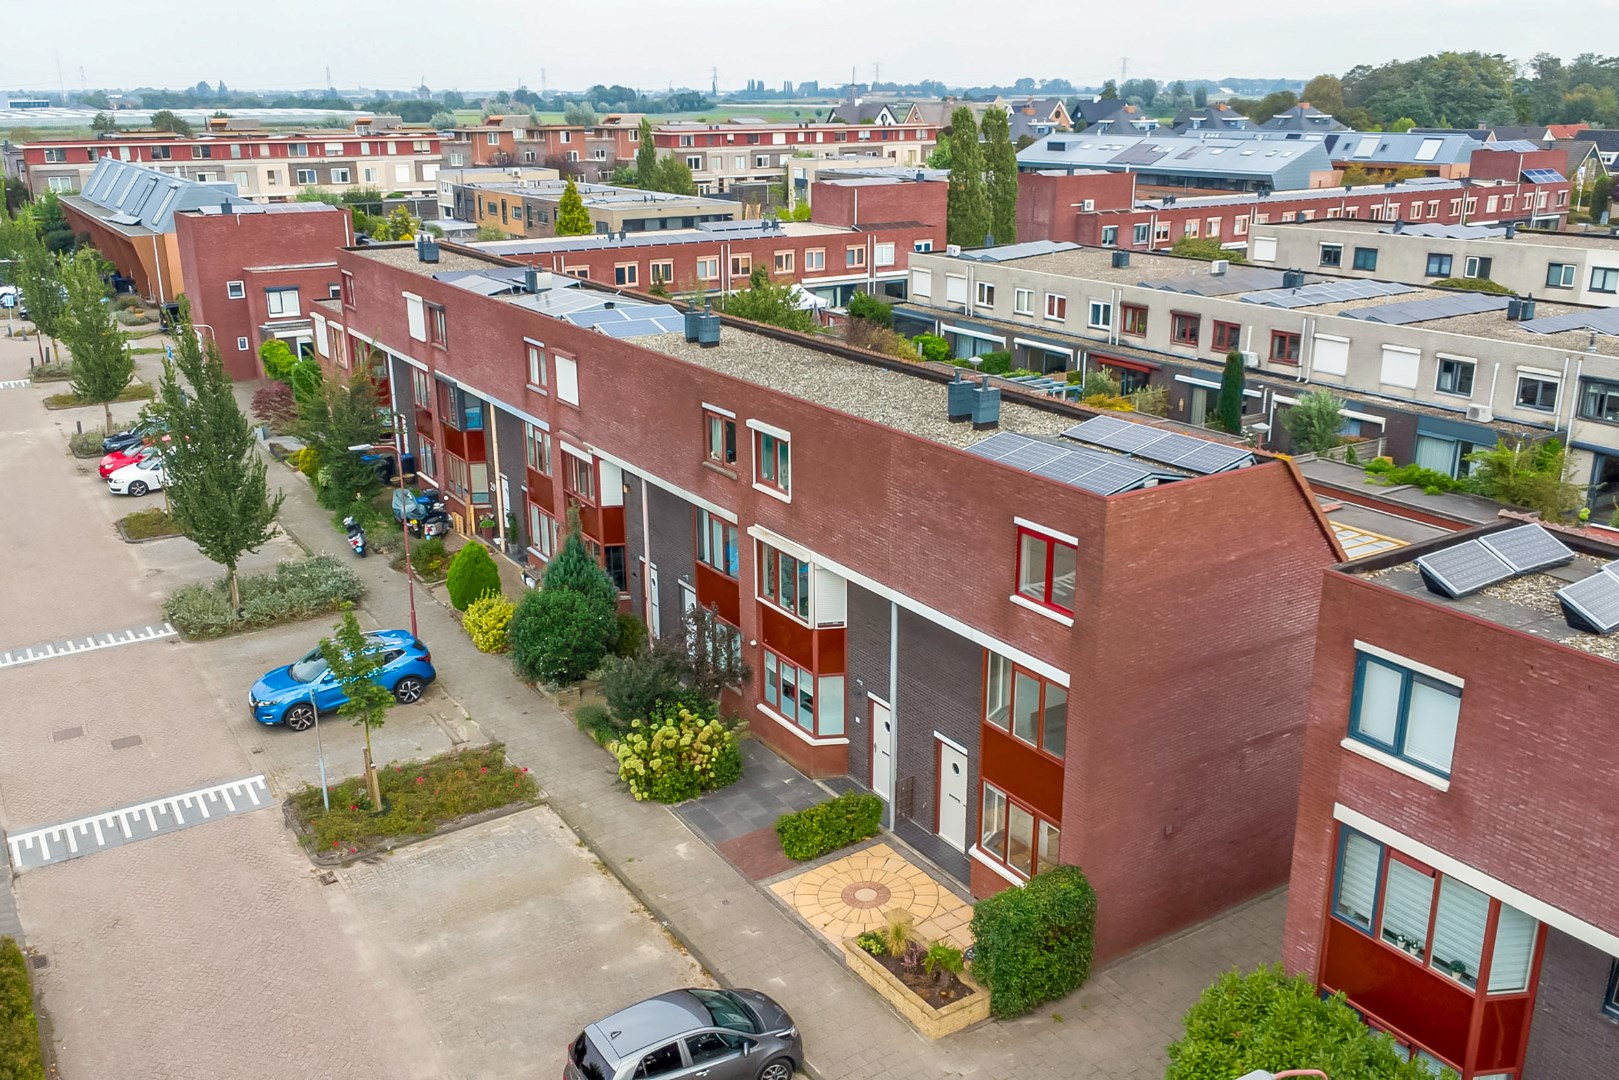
1488, 362, 1501, 417
1299, 316, 1314, 382
640, 475, 654, 633
1565, 355, 1583, 442
150, 234, 166, 304
887, 600, 899, 829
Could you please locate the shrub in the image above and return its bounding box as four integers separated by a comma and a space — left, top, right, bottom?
976, 350, 1012, 375
28, 362, 74, 382
574, 703, 620, 746
601, 649, 688, 722
846, 291, 894, 327
410, 536, 448, 579
68, 426, 107, 457
0, 936, 44, 1080
969, 864, 1098, 1018
1431, 276, 1512, 295
846, 318, 920, 360
1166, 965, 1446, 1080
251, 381, 298, 433
508, 586, 618, 684
924, 941, 966, 977
290, 446, 320, 477
914, 333, 950, 363
445, 541, 501, 611
612, 702, 741, 802
1284, 390, 1345, 456
462, 589, 515, 653
614, 612, 648, 658
775, 792, 883, 861
163, 556, 363, 639
878, 909, 915, 957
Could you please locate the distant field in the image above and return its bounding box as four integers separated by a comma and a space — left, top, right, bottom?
455, 103, 836, 126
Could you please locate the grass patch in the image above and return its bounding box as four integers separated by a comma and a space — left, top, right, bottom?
129, 346, 166, 355
118, 506, 179, 540
28, 363, 73, 383
162, 555, 364, 639
289, 744, 538, 854
43, 383, 153, 409
0, 937, 44, 1080
68, 426, 107, 458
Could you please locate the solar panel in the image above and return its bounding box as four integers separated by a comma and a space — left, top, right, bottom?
1029, 451, 1107, 484
1171, 442, 1254, 474
1522, 168, 1565, 184
998, 441, 1069, 471
1343, 293, 1509, 325
964, 432, 1035, 461
1132, 432, 1209, 464
1069, 461, 1156, 495
1415, 540, 1515, 598
1479, 524, 1575, 573
1242, 280, 1417, 308
1062, 415, 1164, 453
1557, 567, 1619, 634
1519, 308, 1619, 337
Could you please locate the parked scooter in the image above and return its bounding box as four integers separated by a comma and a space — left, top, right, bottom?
343, 516, 367, 558
407, 499, 451, 539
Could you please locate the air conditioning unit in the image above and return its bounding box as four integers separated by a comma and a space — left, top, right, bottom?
1080, 199, 1095, 212
1466, 404, 1494, 423
1209, 259, 1229, 275
945, 243, 962, 257
1240, 350, 1261, 369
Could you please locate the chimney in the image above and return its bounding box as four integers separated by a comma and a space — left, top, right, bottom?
416, 233, 439, 263
1505, 222, 1517, 239
523, 266, 539, 293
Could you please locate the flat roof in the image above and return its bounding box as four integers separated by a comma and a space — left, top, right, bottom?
1262, 218, 1619, 251
470, 220, 848, 257
450, 179, 733, 210
1131, 175, 1523, 212
1351, 524, 1619, 662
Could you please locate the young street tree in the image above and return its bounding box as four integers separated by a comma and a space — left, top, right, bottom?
319, 605, 395, 811
155, 301, 284, 609
981, 108, 1019, 247
12, 215, 69, 356
946, 106, 990, 249
635, 117, 658, 184
59, 248, 133, 429
296, 368, 386, 512
555, 177, 592, 236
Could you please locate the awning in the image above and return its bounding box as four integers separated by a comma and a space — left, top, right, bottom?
941, 324, 1006, 344
1091, 352, 1158, 374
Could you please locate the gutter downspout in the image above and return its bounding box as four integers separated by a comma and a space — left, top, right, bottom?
1565, 356, 1583, 442
150, 233, 166, 304
641, 475, 654, 634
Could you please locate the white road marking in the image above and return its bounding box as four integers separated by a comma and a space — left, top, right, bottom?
0, 622, 176, 671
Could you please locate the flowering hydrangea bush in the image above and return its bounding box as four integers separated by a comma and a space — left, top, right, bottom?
612, 703, 742, 803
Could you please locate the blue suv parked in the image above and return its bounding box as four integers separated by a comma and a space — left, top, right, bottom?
248, 630, 435, 730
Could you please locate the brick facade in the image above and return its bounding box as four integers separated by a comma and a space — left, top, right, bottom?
1521, 930, 1619, 1079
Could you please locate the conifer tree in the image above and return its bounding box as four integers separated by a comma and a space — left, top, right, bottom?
946, 107, 990, 249
981, 109, 1019, 247
556, 177, 593, 235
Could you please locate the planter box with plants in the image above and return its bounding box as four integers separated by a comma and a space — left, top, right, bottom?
162, 555, 364, 640
284, 743, 539, 865
116, 507, 181, 543
775, 792, 883, 861
843, 913, 988, 1039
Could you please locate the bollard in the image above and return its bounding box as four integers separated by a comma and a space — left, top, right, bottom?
76, 421, 82, 434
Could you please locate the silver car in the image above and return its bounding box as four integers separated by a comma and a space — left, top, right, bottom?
564, 987, 802, 1080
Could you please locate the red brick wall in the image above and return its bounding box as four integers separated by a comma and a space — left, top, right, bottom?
1467, 146, 1566, 182
1283, 570, 1619, 980
811, 180, 948, 231
175, 205, 351, 379
1016, 172, 1139, 244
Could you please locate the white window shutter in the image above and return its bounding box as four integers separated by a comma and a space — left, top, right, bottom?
404, 294, 426, 342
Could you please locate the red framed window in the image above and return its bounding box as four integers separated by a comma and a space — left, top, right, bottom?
1270, 330, 1301, 363
563, 452, 596, 504
1120, 304, 1148, 336
1015, 527, 1076, 614
411, 368, 431, 409
755, 430, 790, 496
426, 302, 448, 348
696, 508, 739, 578
524, 423, 551, 475
704, 410, 737, 467
1171, 312, 1200, 346
762, 647, 845, 737
979, 782, 1060, 880
984, 652, 1066, 759
757, 541, 811, 622
1212, 320, 1241, 353
527, 504, 558, 559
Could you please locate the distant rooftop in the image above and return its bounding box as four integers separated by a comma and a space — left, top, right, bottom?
1262, 217, 1619, 251
65, 156, 254, 234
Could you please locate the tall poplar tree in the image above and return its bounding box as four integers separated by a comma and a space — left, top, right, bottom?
981, 109, 1019, 247
635, 117, 657, 184
1217, 351, 1246, 435
555, 177, 593, 235
59, 248, 132, 430
155, 300, 285, 610
945, 106, 990, 249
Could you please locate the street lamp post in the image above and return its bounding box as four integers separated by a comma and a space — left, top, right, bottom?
350, 413, 417, 637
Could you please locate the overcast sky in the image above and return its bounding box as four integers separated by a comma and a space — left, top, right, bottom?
4, 0, 1587, 93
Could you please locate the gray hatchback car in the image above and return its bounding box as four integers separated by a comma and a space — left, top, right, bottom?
564, 987, 802, 1080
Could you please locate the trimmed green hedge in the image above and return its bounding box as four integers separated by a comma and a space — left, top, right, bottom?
969, 864, 1097, 1018
775, 792, 883, 861
0, 937, 45, 1080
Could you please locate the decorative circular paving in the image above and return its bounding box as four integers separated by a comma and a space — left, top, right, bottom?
840, 881, 892, 909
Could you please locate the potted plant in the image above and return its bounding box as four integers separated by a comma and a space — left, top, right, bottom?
504, 511, 524, 557
1445, 959, 1470, 983
476, 512, 498, 539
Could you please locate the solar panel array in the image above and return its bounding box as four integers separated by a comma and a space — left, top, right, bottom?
1241, 279, 1416, 309
1522, 168, 1566, 184
1519, 307, 1619, 337
1416, 524, 1576, 599
1416, 539, 1516, 598
1340, 292, 1511, 325
964, 431, 1158, 495
1060, 415, 1256, 475
1557, 565, 1619, 634
567, 303, 687, 339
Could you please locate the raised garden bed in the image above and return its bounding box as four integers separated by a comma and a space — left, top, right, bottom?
284, 743, 540, 865
28, 363, 73, 383
43, 383, 153, 409
116, 507, 181, 542
841, 938, 988, 1038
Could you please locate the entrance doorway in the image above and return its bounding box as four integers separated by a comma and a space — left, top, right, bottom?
869, 698, 894, 811
936, 739, 968, 853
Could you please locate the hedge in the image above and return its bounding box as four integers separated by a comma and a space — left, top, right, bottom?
968, 864, 1097, 1018
775, 792, 883, 861
0, 937, 45, 1080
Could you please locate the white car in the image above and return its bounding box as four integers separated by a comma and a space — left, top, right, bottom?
107, 456, 166, 496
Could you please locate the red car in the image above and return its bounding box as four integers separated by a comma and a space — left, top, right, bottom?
99, 441, 164, 478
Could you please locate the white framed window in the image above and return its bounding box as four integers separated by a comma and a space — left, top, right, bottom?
976, 281, 996, 308
1044, 293, 1067, 322
525, 341, 547, 390
226, 281, 246, 300
1087, 300, 1111, 329
331, 168, 351, 184
873, 242, 895, 267
236, 336, 249, 351
294, 168, 317, 185
804, 249, 825, 271
265, 288, 300, 318
1013, 288, 1033, 315
554, 354, 579, 407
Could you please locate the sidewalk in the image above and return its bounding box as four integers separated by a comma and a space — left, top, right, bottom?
255, 394, 1284, 1080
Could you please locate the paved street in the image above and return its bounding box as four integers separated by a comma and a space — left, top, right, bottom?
0, 335, 706, 1079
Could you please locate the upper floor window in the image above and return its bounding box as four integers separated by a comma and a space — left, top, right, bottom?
1425, 253, 1453, 278
696, 509, 739, 578
705, 410, 737, 467
1352, 247, 1378, 271
1437, 357, 1475, 397
1270, 330, 1301, 363
226, 281, 246, 300
976, 281, 995, 308
1133, 223, 1150, 246
984, 653, 1066, 759
1087, 300, 1112, 330
524, 423, 551, 475
755, 428, 790, 497
846, 245, 866, 269
1546, 263, 1577, 289
1516, 373, 1559, 412
340, 271, 355, 308
1579, 378, 1619, 424
758, 542, 810, 621
1319, 243, 1343, 268
563, 451, 596, 504
1013, 288, 1034, 316
1332, 826, 1538, 995
1349, 648, 1461, 778
43, 148, 67, 163
1120, 304, 1147, 336
426, 302, 447, 348
526, 341, 547, 390
1015, 526, 1076, 615
1100, 226, 1118, 247
265, 287, 300, 318
554, 353, 579, 407
1212, 320, 1241, 353
1605, 960, 1619, 1019
1171, 312, 1200, 346
411, 368, 431, 409
1044, 293, 1067, 322
614, 263, 638, 287
805, 249, 826, 271
1592, 267, 1619, 294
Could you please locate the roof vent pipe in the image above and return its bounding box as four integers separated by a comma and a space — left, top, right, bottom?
523, 266, 539, 294
1505, 222, 1517, 239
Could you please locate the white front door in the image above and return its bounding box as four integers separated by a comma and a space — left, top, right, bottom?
937, 741, 968, 853
647, 563, 661, 639
870, 699, 894, 806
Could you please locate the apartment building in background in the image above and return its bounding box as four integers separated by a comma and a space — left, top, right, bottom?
435, 165, 560, 221
653, 119, 937, 195
897, 241, 1619, 511
457, 178, 740, 238
312, 235, 1341, 965
1285, 518, 1619, 1078
174, 201, 353, 379
1247, 219, 1619, 307
439, 114, 647, 181
6, 116, 442, 202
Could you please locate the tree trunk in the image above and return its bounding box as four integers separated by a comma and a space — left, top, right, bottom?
227, 568, 240, 612
363, 729, 382, 811
103, 401, 113, 433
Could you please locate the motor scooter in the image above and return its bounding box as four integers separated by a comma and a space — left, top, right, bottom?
408, 500, 452, 539
343, 516, 367, 557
